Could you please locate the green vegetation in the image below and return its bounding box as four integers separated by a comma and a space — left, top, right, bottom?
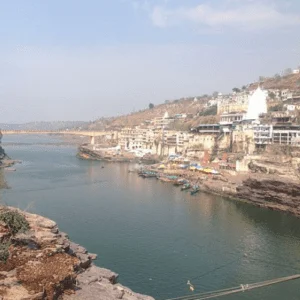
274, 73, 281, 80
232, 87, 241, 93
269, 103, 283, 112
0, 241, 11, 262
198, 105, 217, 116
283, 68, 292, 76
0, 209, 29, 235
268, 91, 276, 100
169, 121, 191, 131
148, 103, 155, 109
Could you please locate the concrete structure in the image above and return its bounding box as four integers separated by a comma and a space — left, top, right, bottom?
191, 124, 220, 134
232, 128, 255, 154
217, 101, 248, 115
220, 113, 245, 125
253, 125, 273, 145
272, 125, 300, 145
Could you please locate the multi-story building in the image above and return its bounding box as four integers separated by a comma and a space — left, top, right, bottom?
253, 125, 273, 145
272, 125, 300, 145
191, 124, 220, 135
220, 112, 246, 125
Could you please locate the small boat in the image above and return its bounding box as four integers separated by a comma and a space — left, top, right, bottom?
174, 179, 188, 186
181, 183, 191, 191
4, 168, 16, 172
190, 186, 200, 195
138, 170, 157, 178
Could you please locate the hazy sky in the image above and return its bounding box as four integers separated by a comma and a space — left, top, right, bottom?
0, 0, 300, 123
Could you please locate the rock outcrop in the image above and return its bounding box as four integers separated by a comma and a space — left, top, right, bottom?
236, 177, 300, 216
0, 206, 154, 300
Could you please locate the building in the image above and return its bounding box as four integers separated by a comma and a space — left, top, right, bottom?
191, 124, 220, 134
220, 112, 246, 125
272, 125, 300, 145
281, 89, 290, 101
152, 112, 175, 129
253, 125, 273, 145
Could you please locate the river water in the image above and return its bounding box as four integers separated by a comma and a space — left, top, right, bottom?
1, 135, 300, 300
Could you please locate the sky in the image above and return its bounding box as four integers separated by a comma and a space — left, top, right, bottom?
0, 0, 300, 123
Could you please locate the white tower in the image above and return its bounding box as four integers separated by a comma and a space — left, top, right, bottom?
246, 87, 267, 120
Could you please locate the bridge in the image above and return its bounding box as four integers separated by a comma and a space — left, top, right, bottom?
0, 130, 117, 145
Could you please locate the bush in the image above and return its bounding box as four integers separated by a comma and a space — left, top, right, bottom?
269, 103, 283, 112
198, 105, 217, 116
0, 210, 29, 235
0, 241, 11, 262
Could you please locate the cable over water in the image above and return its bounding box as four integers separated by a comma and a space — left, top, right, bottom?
165, 274, 300, 300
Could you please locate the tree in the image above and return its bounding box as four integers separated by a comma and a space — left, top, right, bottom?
268, 91, 276, 100
149, 103, 154, 109
198, 105, 217, 116
259, 76, 265, 82
283, 68, 292, 76
232, 87, 241, 93
241, 85, 247, 90
212, 91, 218, 98
274, 73, 281, 80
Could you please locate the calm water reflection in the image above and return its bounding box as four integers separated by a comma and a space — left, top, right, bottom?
1, 135, 300, 299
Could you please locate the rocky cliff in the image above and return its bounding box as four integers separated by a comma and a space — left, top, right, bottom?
0, 206, 154, 300
236, 176, 300, 216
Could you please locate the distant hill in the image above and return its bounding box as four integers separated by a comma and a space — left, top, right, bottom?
0, 121, 89, 131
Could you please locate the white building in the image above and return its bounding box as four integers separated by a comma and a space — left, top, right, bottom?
246, 87, 267, 120
152, 112, 175, 129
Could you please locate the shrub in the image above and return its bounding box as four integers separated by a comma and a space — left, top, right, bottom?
0, 241, 11, 262
0, 210, 29, 235
198, 105, 217, 116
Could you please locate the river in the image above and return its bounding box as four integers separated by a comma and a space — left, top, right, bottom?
1, 135, 300, 300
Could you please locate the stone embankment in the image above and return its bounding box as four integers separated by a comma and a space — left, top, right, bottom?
191, 172, 300, 217
0, 206, 154, 300
141, 164, 300, 217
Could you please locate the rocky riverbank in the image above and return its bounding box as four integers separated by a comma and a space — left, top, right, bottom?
77, 146, 159, 164
0, 206, 154, 300
138, 165, 300, 217
78, 145, 300, 216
